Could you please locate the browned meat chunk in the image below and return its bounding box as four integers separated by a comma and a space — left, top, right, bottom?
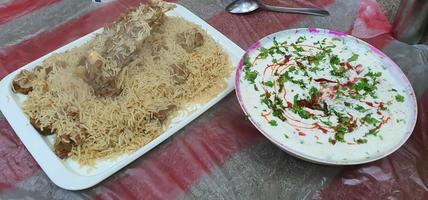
70, 125, 87, 145
170, 63, 189, 84
153, 105, 176, 122
66, 106, 79, 121
30, 118, 54, 135
176, 28, 204, 53
33, 65, 53, 80
12, 70, 37, 94
78, 56, 87, 67
54, 135, 73, 159
92, 77, 123, 97
74, 56, 123, 97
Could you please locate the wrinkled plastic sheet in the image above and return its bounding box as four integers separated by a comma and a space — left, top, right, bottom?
0, 0, 427, 199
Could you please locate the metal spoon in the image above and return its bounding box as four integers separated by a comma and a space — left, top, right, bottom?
225, 0, 329, 17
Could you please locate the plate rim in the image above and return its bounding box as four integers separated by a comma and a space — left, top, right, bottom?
235, 27, 418, 165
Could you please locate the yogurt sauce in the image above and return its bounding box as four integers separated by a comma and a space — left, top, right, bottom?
237, 28, 417, 164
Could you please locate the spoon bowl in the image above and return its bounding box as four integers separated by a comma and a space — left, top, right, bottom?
225, 0, 329, 17
226, 0, 259, 14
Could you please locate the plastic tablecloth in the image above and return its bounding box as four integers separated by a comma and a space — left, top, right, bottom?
1, 0, 427, 199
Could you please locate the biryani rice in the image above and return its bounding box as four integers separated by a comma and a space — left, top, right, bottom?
18, 2, 231, 165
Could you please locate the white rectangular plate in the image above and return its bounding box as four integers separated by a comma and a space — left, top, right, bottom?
0, 4, 244, 190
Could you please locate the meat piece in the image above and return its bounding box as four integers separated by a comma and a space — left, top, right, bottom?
91, 77, 122, 97
67, 106, 79, 121
54, 135, 73, 159
30, 118, 54, 135
170, 63, 189, 84
74, 55, 123, 97
78, 56, 87, 67
176, 28, 204, 53
70, 125, 87, 145
33, 65, 53, 79
153, 105, 176, 122
12, 70, 37, 94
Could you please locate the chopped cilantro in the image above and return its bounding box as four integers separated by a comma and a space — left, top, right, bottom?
330, 55, 340, 66
261, 95, 273, 109
356, 138, 368, 144
320, 119, 333, 127
292, 106, 311, 119
309, 66, 321, 72
364, 128, 379, 137
264, 81, 274, 87
273, 37, 279, 46
243, 54, 258, 84
330, 66, 347, 77
244, 70, 258, 84
335, 124, 347, 142
257, 47, 270, 59
395, 94, 405, 102
269, 120, 278, 126
366, 71, 382, 79
293, 94, 299, 104
243, 54, 252, 68
291, 44, 304, 52
295, 36, 306, 44
291, 95, 311, 119
352, 78, 377, 97
347, 53, 359, 62
253, 84, 259, 91
361, 114, 379, 125
354, 105, 368, 112
309, 86, 319, 98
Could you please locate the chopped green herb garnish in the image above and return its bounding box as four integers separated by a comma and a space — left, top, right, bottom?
264, 81, 274, 87
243, 54, 259, 85
356, 138, 368, 144
361, 114, 379, 125
253, 84, 259, 91
334, 125, 347, 142
395, 94, 405, 102
291, 44, 304, 52
269, 120, 278, 126
354, 105, 368, 113
295, 36, 306, 44
347, 53, 359, 62
309, 66, 321, 72
257, 47, 270, 59
330, 66, 347, 77
320, 119, 333, 127
330, 55, 340, 66
364, 128, 379, 137
244, 70, 258, 84
309, 86, 319, 98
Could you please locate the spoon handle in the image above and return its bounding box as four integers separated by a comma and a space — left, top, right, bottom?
260, 4, 329, 17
